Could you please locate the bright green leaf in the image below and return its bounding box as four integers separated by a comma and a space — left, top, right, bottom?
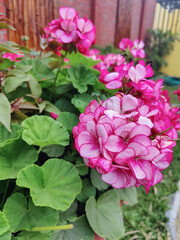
0, 211, 11, 240
44, 102, 60, 115
5, 74, 30, 94
50, 215, 94, 240
29, 75, 42, 98
71, 93, 94, 113
0, 124, 22, 145
68, 65, 96, 93
77, 179, 96, 203
0, 138, 38, 180
66, 51, 100, 68
3, 193, 58, 232
115, 187, 138, 206
85, 190, 125, 240
0, 58, 14, 70
0, 93, 11, 132
57, 112, 79, 132
17, 158, 82, 210
22, 115, 69, 148
16, 232, 50, 240
90, 169, 109, 191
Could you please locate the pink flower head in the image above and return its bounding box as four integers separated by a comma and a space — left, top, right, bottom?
130, 40, 146, 58
138, 60, 154, 78
119, 38, 133, 51
59, 7, 78, 21
173, 85, 180, 101
3, 52, 24, 62
99, 71, 123, 89
73, 92, 177, 192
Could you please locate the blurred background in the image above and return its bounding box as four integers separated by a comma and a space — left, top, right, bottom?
0, 0, 179, 77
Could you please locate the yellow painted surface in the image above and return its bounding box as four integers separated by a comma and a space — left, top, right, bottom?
153, 3, 180, 77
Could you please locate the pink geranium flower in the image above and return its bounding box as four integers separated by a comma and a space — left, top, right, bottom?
128, 64, 146, 83
130, 40, 146, 58
119, 38, 133, 51
3, 52, 24, 62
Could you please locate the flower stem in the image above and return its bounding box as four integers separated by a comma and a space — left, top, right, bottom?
31, 224, 73, 232
150, 126, 173, 139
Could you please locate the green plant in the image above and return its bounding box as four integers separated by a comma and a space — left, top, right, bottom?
144, 29, 178, 74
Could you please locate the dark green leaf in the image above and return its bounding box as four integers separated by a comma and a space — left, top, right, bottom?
77, 179, 96, 203
0, 124, 22, 145
115, 187, 138, 206
55, 98, 77, 114
42, 145, 65, 157
90, 169, 109, 191
57, 112, 79, 132
71, 93, 94, 112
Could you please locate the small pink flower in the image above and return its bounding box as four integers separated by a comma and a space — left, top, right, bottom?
3, 52, 24, 62
119, 38, 133, 51
130, 40, 146, 58
128, 64, 146, 83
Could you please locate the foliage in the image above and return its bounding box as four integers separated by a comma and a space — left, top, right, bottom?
145, 29, 178, 74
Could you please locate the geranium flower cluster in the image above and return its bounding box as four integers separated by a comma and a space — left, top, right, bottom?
44, 7, 95, 53
119, 38, 146, 58
73, 58, 180, 191
2, 52, 24, 62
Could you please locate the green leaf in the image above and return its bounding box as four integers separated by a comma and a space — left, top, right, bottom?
50, 215, 94, 240
57, 112, 79, 132
0, 124, 22, 145
71, 93, 94, 113
75, 157, 89, 176
0, 138, 38, 180
0, 93, 11, 132
0, 22, 15, 30
18, 59, 55, 80
77, 179, 96, 203
59, 200, 78, 223
85, 190, 125, 240
29, 75, 42, 98
0, 42, 20, 54
6, 69, 25, 77
42, 145, 65, 158
44, 102, 60, 115
22, 116, 69, 148
16, 232, 50, 240
0, 58, 14, 70
3, 193, 58, 232
66, 51, 100, 68
17, 158, 82, 210
90, 169, 109, 191
68, 65, 96, 93
5, 74, 30, 94
115, 187, 138, 206
0, 211, 11, 240
55, 98, 77, 114
56, 83, 73, 95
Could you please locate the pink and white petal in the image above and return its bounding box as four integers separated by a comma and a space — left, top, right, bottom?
130, 125, 151, 138
112, 170, 129, 188
86, 121, 97, 137
61, 34, 73, 43
128, 142, 149, 156
122, 94, 139, 113
97, 157, 112, 172
139, 105, 149, 116
115, 148, 135, 162
80, 143, 100, 158
152, 170, 163, 186
115, 122, 136, 138
105, 135, 125, 152
128, 66, 137, 82
130, 135, 151, 146
97, 123, 108, 143
84, 20, 93, 33
78, 131, 96, 146
101, 170, 118, 185
137, 116, 153, 128
66, 8, 76, 19
59, 7, 68, 19
56, 29, 65, 38
139, 160, 154, 182
104, 72, 119, 82
136, 64, 146, 80
105, 80, 122, 89
77, 18, 85, 32
67, 21, 76, 32
153, 153, 166, 163
146, 109, 159, 117
128, 159, 146, 179
103, 96, 121, 112
141, 146, 160, 161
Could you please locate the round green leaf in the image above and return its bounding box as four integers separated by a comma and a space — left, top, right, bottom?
22, 116, 69, 148
68, 65, 96, 93
85, 190, 125, 240
0, 211, 11, 240
115, 187, 137, 206
90, 169, 109, 191
3, 193, 58, 232
0, 93, 11, 132
57, 112, 79, 132
77, 179, 96, 203
17, 158, 82, 210
16, 232, 50, 240
0, 138, 38, 180
0, 124, 22, 145
71, 93, 94, 113
51, 215, 94, 240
